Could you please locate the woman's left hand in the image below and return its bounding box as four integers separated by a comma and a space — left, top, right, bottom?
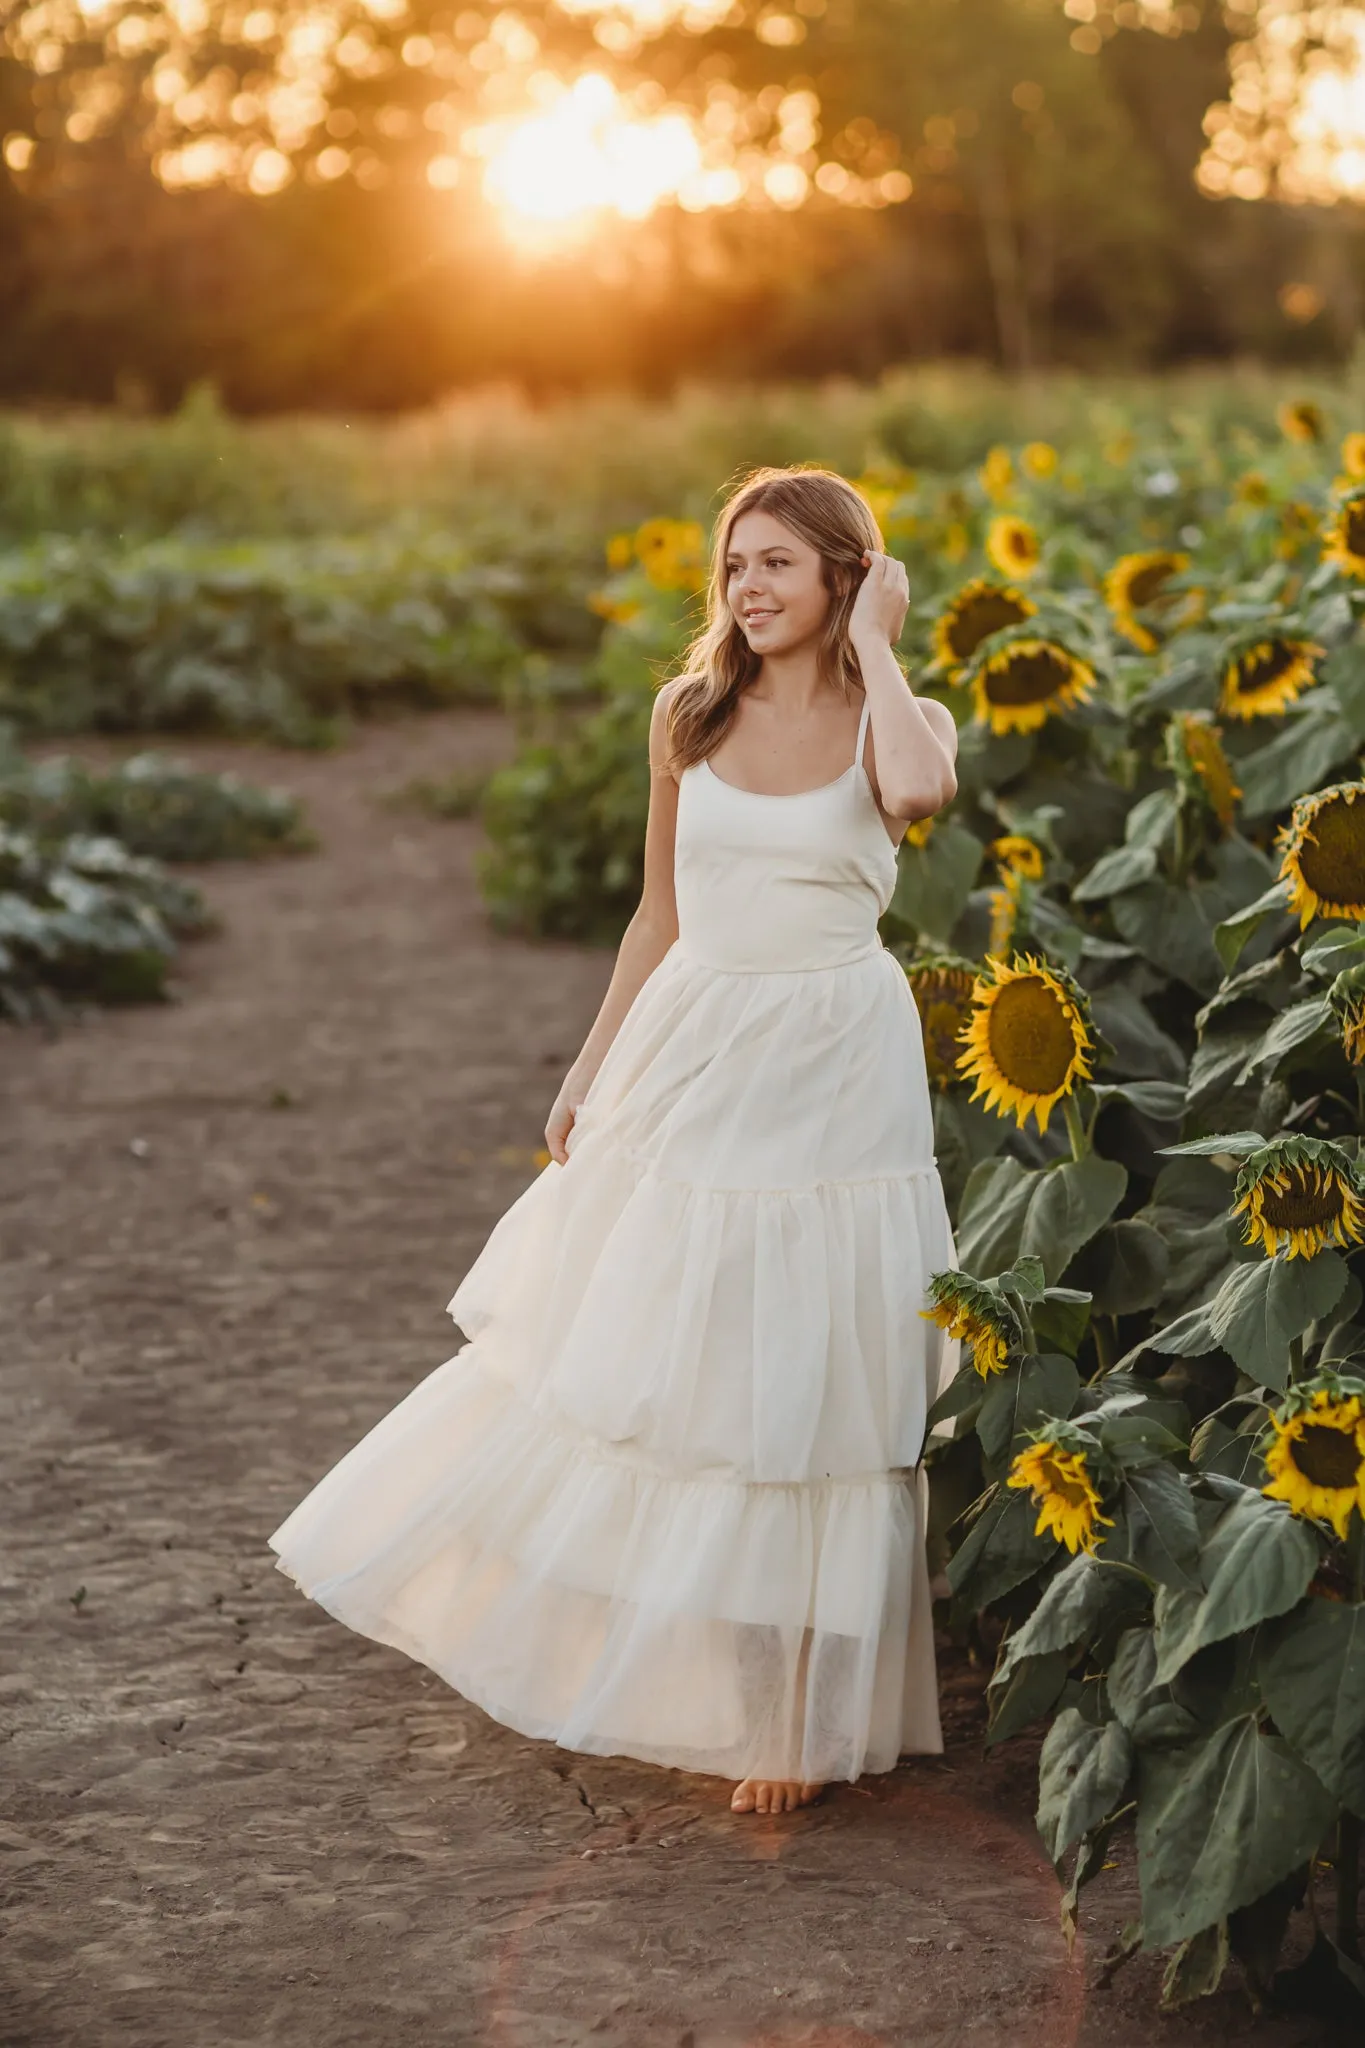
849, 551, 910, 650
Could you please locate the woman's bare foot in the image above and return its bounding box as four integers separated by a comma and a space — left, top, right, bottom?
730, 1779, 824, 1814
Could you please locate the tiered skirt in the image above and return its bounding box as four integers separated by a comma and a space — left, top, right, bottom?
269, 942, 958, 1783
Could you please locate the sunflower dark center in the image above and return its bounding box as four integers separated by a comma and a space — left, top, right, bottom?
948, 591, 1030, 660
1125, 561, 1177, 607
1296, 797, 1365, 907
1343, 504, 1365, 558
985, 647, 1072, 707
1290, 1422, 1362, 1490
987, 978, 1078, 1093
1233, 640, 1298, 694
1256, 1171, 1343, 1229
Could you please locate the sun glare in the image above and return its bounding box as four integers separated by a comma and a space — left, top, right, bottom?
469, 73, 712, 238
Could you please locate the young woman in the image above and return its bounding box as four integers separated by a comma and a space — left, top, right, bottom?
269, 466, 961, 1817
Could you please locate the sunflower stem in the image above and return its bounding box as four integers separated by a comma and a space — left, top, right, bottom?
1062, 1093, 1089, 1163
1092, 1316, 1115, 1379
1288, 1332, 1305, 1384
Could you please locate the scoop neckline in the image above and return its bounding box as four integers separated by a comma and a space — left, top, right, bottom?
700, 758, 864, 800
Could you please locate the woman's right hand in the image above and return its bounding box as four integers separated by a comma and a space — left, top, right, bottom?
545, 1076, 587, 1165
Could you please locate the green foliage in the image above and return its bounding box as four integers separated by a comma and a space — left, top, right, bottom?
0, 826, 209, 1022
0, 743, 312, 861
0, 534, 551, 744
476, 405, 1365, 2013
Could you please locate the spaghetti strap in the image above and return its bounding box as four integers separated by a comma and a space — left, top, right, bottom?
855, 694, 872, 772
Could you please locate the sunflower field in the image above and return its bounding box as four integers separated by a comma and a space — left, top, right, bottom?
480, 409, 1365, 2019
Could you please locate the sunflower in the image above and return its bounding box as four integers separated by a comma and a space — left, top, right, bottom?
1277, 782, 1365, 926
1263, 1384, 1365, 1542
1341, 433, 1365, 483
1008, 1436, 1114, 1555
1104, 550, 1190, 653
989, 834, 1044, 880
604, 532, 634, 571
932, 579, 1037, 674
1323, 487, 1365, 581
1234, 470, 1272, 508
1330, 982, 1365, 1066
634, 517, 707, 592
1168, 713, 1241, 830
1279, 399, 1327, 444
1022, 442, 1058, 480
1220, 637, 1321, 721
903, 814, 935, 848
979, 446, 1014, 501
988, 874, 1022, 959
921, 1269, 1020, 1377
942, 522, 970, 566
957, 953, 1095, 1136
905, 957, 976, 1089
1230, 1136, 1365, 1262
985, 516, 1041, 579
970, 638, 1095, 737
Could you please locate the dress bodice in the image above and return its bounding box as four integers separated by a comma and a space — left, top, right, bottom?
673, 697, 899, 973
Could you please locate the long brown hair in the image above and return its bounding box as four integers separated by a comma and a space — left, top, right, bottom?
663, 467, 884, 773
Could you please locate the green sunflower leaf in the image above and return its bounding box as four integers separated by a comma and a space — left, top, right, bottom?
1098, 1460, 1203, 1591
889, 821, 984, 942
1077, 1218, 1171, 1317
977, 1351, 1081, 1466
1020, 1155, 1128, 1283
985, 1647, 1073, 1747
1203, 1251, 1349, 1388
1258, 1598, 1365, 1818
1037, 1708, 1135, 1865
1112, 879, 1224, 996
946, 1483, 1057, 1614
1237, 706, 1356, 823
1072, 842, 1158, 903
955, 1153, 1036, 1279
1214, 880, 1294, 973
1151, 1488, 1321, 1685
1136, 1714, 1336, 1950
1158, 1130, 1269, 1158
1234, 996, 1335, 1083
1030, 1287, 1094, 1359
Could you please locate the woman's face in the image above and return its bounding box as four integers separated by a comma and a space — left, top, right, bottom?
725, 510, 832, 657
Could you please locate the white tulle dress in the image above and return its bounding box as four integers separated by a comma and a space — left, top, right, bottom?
269, 693, 959, 1784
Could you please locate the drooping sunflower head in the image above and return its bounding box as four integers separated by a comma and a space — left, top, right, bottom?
989, 834, 1045, 881
1008, 1430, 1115, 1555
985, 516, 1041, 580
905, 955, 977, 1089
969, 636, 1096, 737
921, 1268, 1021, 1377
1220, 636, 1321, 721
1323, 487, 1365, 581
1167, 713, 1241, 831
1329, 971, 1365, 1067
1341, 433, 1365, 482
932, 578, 1037, 674
957, 953, 1095, 1135
1103, 551, 1190, 652
1277, 782, 1365, 927
1263, 1379, 1365, 1542
1278, 398, 1327, 445
1231, 1135, 1365, 1262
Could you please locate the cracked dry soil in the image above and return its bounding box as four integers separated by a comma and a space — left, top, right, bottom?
1, 711, 1335, 2048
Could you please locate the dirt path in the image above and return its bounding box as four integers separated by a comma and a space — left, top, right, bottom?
0, 713, 1333, 2048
